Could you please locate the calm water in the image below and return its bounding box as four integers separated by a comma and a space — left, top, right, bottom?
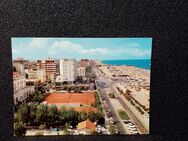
101, 59, 151, 70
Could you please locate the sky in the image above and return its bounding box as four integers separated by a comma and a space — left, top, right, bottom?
12, 38, 152, 60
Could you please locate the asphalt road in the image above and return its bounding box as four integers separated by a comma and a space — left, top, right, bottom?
95, 69, 127, 134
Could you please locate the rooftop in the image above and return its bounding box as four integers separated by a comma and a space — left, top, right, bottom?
77, 120, 95, 130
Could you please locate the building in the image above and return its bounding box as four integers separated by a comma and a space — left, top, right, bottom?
26, 68, 46, 83
77, 120, 96, 134
55, 75, 64, 87
77, 66, 86, 78
13, 58, 29, 64
36, 58, 56, 75
13, 72, 35, 105
59, 59, 77, 82
25, 68, 47, 87
79, 59, 90, 67
13, 63, 25, 74
36, 59, 57, 83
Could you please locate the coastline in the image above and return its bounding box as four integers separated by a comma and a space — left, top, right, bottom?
96, 60, 150, 83
96, 60, 150, 72
100, 59, 151, 70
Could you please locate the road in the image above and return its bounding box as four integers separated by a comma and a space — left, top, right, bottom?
94, 68, 127, 134
94, 66, 148, 134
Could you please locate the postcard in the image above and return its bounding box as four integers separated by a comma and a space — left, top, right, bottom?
12, 38, 152, 136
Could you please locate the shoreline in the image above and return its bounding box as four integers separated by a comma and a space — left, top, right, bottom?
96, 60, 150, 72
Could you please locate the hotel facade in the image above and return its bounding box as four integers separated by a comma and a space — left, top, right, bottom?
13, 72, 35, 105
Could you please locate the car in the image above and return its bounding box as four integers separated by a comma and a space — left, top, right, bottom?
130, 131, 139, 134
127, 125, 136, 128
129, 127, 137, 131
127, 123, 134, 126
124, 121, 131, 124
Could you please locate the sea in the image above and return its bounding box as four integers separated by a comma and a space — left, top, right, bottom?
101, 59, 151, 70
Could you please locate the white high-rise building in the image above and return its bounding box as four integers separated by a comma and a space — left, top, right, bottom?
59, 59, 77, 82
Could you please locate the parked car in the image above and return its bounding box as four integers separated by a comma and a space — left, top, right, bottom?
129, 127, 137, 131
130, 130, 139, 134
127, 125, 136, 128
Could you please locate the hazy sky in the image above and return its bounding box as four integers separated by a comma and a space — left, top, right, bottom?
12, 38, 152, 60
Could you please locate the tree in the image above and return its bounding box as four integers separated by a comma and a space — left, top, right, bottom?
63, 128, 70, 135
109, 93, 115, 98
40, 87, 46, 93
59, 106, 79, 126
27, 103, 37, 125
74, 87, 81, 93
35, 104, 48, 125
66, 108, 78, 127
16, 103, 29, 124
96, 112, 105, 125
65, 122, 71, 129
88, 110, 96, 122
32, 92, 44, 103
14, 122, 26, 136
109, 124, 117, 135
67, 87, 71, 93
63, 85, 68, 90
78, 110, 87, 122
59, 106, 67, 124
47, 105, 59, 125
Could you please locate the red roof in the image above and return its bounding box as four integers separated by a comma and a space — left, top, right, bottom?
77, 120, 96, 130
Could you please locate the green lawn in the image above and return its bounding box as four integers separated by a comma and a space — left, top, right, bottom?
108, 93, 115, 98
118, 110, 130, 120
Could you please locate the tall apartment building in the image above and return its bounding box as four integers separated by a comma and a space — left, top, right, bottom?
59, 59, 77, 82
13, 72, 35, 105
36, 58, 56, 75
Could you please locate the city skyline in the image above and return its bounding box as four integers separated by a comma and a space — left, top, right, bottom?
12, 38, 152, 60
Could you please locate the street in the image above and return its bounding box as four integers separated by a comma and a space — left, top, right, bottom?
94, 66, 148, 134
